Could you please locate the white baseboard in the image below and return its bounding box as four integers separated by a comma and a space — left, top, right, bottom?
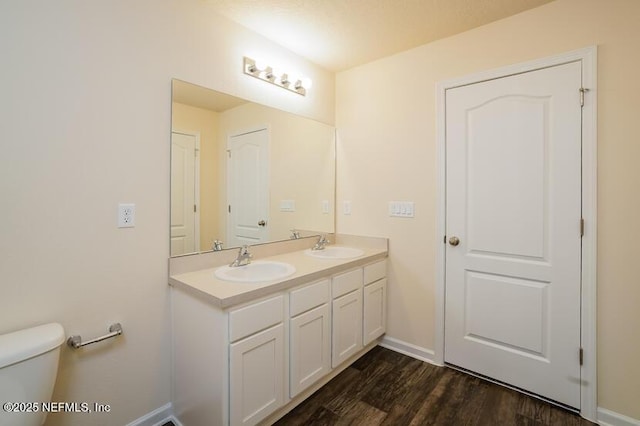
379, 336, 440, 365
126, 403, 183, 426
598, 407, 640, 426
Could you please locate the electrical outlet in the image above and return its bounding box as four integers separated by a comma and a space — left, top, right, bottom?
118, 203, 135, 228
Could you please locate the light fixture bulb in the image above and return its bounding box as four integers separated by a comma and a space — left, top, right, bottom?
254, 59, 267, 71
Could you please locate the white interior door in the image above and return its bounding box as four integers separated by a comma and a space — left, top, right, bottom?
171, 131, 199, 256
227, 128, 269, 247
444, 61, 583, 408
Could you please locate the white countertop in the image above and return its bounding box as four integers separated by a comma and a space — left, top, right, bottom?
169, 244, 387, 309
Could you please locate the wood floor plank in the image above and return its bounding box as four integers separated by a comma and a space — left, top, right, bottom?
405, 372, 455, 425
333, 401, 387, 426
279, 367, 361, 424
324, 354, 396, 417
360, 357, 425, 412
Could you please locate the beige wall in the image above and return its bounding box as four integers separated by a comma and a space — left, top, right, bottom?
0, 1, 333, 425
336, 0, 640, 419
172, 102, 222, 251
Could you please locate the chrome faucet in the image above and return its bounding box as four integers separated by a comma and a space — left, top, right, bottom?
290, 229, 301, 239
312, 234, 329, 251
229, 245, 252, 267
212, 240, 224, 251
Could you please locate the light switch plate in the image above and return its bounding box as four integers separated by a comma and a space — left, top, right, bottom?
389, 201, 414, 218
280, 200, 295, 212
343, 200, 352, 215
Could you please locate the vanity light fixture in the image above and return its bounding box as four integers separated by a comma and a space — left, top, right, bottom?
243, 56, 310, 96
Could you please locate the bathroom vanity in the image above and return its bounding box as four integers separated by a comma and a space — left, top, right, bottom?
169, 235, 387, 426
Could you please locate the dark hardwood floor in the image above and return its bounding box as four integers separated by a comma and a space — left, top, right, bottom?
275, 346, 595, 426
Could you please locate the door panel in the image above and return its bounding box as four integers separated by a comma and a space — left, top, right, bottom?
445, 61, 582, 408
464, 272, 548, 357
331, 289, 363, 368
230, 324, 284, 426
466, 96, 548, 260
227, 129, 269, 247
290, 304, 330, 397
170, 132, 197, 256
363, 279, 386, 345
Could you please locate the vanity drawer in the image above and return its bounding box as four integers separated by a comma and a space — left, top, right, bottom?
229, 295, 284, 342
290, 279, 330, 317
364, 260, 386, 285
332, 269, 363, 299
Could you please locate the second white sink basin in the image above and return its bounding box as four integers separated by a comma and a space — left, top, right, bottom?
214, 261, 296, 283
304, 246, 365, 259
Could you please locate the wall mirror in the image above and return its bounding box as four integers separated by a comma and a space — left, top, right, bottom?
170, 79, 336, 257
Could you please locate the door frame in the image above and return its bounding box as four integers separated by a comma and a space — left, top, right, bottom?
434, 46, 597, 421
171, 129, 201, 253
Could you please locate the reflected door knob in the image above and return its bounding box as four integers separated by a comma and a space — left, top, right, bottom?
449, 236, 460, 246
258, 220, 267, 227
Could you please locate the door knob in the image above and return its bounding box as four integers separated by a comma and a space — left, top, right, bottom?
258, 220, 267, 227
449, 236, 460, 246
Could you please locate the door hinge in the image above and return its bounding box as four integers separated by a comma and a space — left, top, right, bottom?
579, 87, 589, 107
227, 150, 231, 158
194, 204, 197, 213
580, 218, 585, 237
579, 348, 584, 366
228, 205, 231, 213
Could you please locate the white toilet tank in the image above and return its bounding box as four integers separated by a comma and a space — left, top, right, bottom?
0, 323, 65, 426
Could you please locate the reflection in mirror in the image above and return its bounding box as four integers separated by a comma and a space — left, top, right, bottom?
170, 79, 336, 257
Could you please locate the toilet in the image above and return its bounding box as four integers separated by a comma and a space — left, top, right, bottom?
0, 323, 65, 426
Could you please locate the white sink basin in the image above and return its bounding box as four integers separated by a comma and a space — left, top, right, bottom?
214, 261, 296, 283
304, 246, 365, 259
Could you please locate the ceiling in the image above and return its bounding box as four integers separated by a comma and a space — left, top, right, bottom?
205, 0, 554, 72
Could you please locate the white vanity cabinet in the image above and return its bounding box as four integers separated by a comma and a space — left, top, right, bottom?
289, 279, 331, 397
331, 268, 364, 368
229, 295, 285, 426
363, 260, 387, 345
170, 246, 388, 426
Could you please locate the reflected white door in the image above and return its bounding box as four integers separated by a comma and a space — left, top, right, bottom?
170, 131, 199, 256
444, 62, 582, 408
227, 128, 269, 247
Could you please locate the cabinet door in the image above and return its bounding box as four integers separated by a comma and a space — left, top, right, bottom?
364, 278, 387, 345
230, 324, 284, 426
290, 304, 331, 397
332, 289, 363, 368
